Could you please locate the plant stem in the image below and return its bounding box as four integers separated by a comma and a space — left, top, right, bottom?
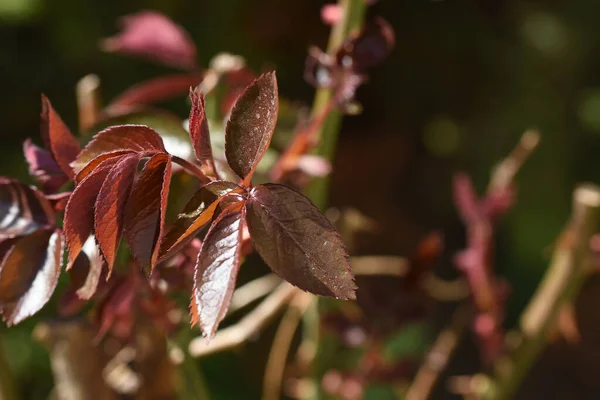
0, 336, 18, 400
482, 184, 600, 400
305, 0, 367, 209
301, 1, 368, 399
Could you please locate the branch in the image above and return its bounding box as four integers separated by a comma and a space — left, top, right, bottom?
405, 305, 472, 400
481, 184, 600, 400
228, 274, 282, 314
262, 292, 313, 400
189, 283, 297, 357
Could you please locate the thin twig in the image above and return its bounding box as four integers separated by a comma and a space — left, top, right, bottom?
262, 292, 313, 400
405, 305, 472, 400
488, 129, 540, 193
481, 184, 600, 400
189, 283, 297, 357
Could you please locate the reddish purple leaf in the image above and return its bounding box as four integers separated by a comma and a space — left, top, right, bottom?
124, 154, 172, 273
64, 163, 113, 266
107, 73, 203, 111
246, 184, 356, 299
0, 178, 55, 239
71, 124, 165, 176
40, 95, 81, 179
188, 88, 213, 165
0, 228, 62, 325
94, 154, 141, 270
23, 139, 68, 193
69, 235, 105, 300
225, 72, 278, 183
102, 11, 198, 70
191, 208, 245, 338
159, 180, 242, 262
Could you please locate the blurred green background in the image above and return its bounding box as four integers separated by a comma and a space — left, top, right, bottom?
3, 0, 600, 398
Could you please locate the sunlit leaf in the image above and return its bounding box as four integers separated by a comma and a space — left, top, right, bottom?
124, 154, 172, 273
191, 208, 245, 338
225, 71, 278, 183
0, 228, 62, 325
94, 154, 141, 270
0, 178, 54, 239
40, 95, 81, 179
188, 88, 213, 166
71, 124, 166, 176
64, 162, 113, 266
159, 180, 241, 262
87, 108, 194, 162
246, 184, 356, 299
70, 235, 105, 300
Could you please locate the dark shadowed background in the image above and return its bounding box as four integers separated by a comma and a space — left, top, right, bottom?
3, 0, 600, 399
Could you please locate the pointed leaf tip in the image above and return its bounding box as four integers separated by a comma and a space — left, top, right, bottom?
124, 154, 172, 273
246, 184, 356, 300
225, 71, 278, 183
188, 88, 214, 165
40, 95, 81, 179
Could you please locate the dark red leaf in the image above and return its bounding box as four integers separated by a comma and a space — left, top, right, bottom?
69, 236, 105, 300
23, 139, 68, 193
225, 71, 278, 183
94, 154, 141, 270
64, 163, 113, 266
159, 180, 242, 262
102, 11, 198, 70
124, 154, 172, 273
107, 73, 203, 111
45, 192, 71, 212
246, 184, 356, 299
40, 95, 81, 179
188, 88, 213, 165
71, 124, 166, 176
191, 208, 245, 338
0, 228, 62, 325
0, 178, 54, 239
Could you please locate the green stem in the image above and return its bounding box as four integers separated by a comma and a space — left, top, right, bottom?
483, 184, 600, 400
305, 0, 368, 209
301, 1, 368, 399
0, 336, 18, 400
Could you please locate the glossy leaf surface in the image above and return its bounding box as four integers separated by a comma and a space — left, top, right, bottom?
246, 184, 356, 299
225, 72, 278, 182
191, 208, 245, 338
188, 88, 213, 165
0, 178, 55, 239
0, 229, 62, 325
159, 180, 240, 262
